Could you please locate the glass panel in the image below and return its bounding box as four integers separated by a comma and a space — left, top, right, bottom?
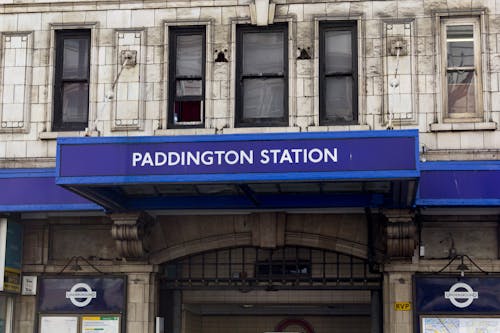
176, 34, 203, 77
325, 30, 352, 73
242, 78, 284, 119
176, 80, 202, 96
447, 71, 475, 113
243, 32, 284, 74
421, 317, 500, 333
174, 101, 202, 122
62, 82, 89, 123
447, 41, 474, 67
447, 24, 473, 39
63, 38, 89, 78
325, 76, 353, 122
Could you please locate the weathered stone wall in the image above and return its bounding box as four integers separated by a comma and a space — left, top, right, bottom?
17, 212, 370, 333
0, 0, 498, 166
150, 213, 369, 263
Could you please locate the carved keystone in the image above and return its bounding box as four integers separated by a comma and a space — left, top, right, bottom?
250, 212, 286, 248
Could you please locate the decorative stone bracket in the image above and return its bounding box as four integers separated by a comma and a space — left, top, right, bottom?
383, 209, 417, 258
110, 212, 154, 259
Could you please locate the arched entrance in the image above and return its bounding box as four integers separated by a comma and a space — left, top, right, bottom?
158, 246, 382, 333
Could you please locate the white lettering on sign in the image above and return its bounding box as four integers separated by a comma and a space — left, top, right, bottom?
131, 148, 338, 167
65, 283, 97, 307
444, 282, 479, 308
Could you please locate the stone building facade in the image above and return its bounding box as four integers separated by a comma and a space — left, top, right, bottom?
0, 0, 499, 333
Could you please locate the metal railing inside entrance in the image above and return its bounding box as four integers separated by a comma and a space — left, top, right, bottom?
160, 246, 381, 290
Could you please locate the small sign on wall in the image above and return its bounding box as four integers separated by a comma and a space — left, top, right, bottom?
22, 275, 37, 295
394, 302, 412, 311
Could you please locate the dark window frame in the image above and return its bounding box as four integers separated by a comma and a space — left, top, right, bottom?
441, 17, 482, 119
319, 21, 358, 125
168, 26, 206, 128
236, 24, 289, 127
53, 29, 91, 132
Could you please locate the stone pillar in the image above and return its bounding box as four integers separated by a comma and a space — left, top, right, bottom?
15, 295, 36, 333
110, 212, 154, 259
127, 271, 158, 333
383, 272, 413, 333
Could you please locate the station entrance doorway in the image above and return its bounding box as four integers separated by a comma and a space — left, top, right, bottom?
158, 246, 382, 333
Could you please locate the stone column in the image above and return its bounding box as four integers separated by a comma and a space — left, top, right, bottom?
383, 272, 413, 333
127, 271, 158, 333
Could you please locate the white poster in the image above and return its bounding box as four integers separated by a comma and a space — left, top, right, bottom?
82, 316, 120, 333
40, 316, 78, 333
422, 317, 500, 333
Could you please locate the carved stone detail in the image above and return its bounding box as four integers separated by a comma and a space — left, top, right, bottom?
250, 212, 286, 248
110, 212, 153, 259
383, 209, 417, 258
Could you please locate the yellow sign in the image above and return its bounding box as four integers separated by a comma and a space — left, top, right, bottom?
394, 302, 411, 311
4, 267, 21, 293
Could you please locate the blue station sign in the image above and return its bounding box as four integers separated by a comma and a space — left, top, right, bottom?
37, 277, 126, 313
56, 130, 419, 185
415, 276, 500, 313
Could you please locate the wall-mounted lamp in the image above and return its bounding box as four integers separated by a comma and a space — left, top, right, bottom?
58, 256, 104, 274
456, 256, 470, 277
437, 254, 486, 277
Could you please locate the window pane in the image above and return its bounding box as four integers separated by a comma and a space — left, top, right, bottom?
176, 80, 202, 96
176, 34, 203, 77
63, 38, 89, 78
325, 30, 352, 73
174, 101, 202, 122
447, 41, 474, 67
325, 76, 354, 122
242, 78, 284, 119
243, 32, 284, 74
447, 25, 473, 39
62, 82, 89, 123
447, 71, 475, 113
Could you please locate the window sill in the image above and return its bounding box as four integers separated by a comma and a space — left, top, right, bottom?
221, 127, 300, 135
154, 128, 216, 136
307, 125, 371, 132
39, 129, 99, 140
430, 122, 497, 132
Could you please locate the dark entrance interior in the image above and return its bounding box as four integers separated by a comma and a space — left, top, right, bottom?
158, 246, 382, 333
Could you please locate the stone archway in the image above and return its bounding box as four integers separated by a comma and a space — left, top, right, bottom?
148, 212, 372, 264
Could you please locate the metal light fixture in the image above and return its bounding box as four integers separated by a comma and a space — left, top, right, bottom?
58, 256, 104, 274
437, 254, 485, 277
456, 256, 470, 277
70, 260, 82, 271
